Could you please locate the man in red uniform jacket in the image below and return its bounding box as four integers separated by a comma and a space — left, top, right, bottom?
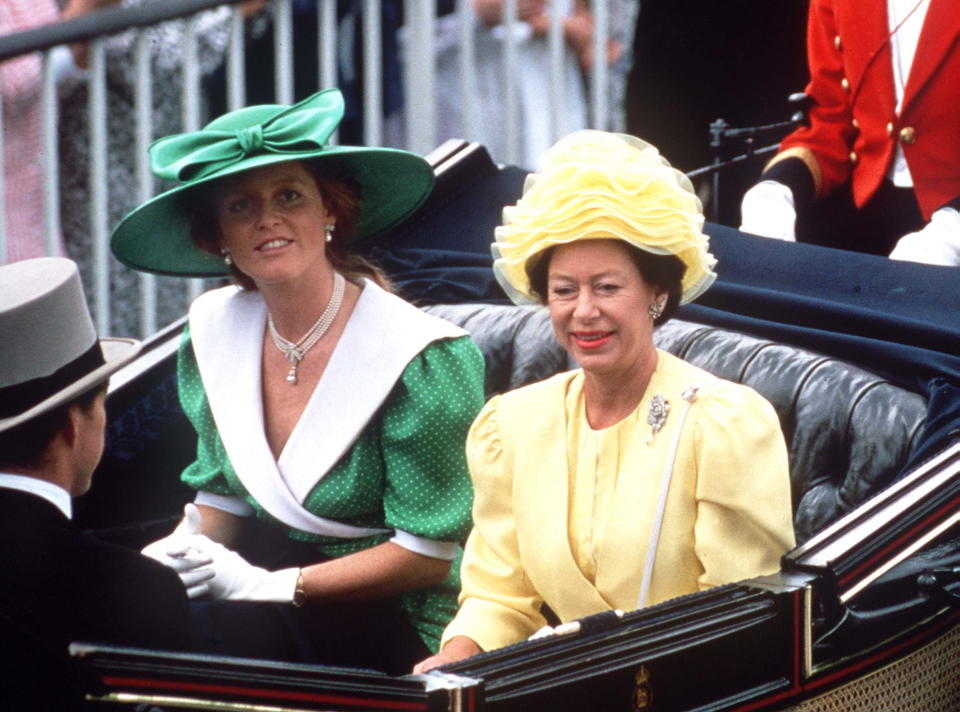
740, 0, 960, 265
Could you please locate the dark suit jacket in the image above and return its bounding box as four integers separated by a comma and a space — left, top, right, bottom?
0, 488, 192, 707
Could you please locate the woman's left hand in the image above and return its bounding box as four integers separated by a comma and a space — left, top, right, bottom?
412, 636, 482, 674
185, 535, 300, 603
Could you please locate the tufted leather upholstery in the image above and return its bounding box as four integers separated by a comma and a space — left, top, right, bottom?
424, 304, 927, 544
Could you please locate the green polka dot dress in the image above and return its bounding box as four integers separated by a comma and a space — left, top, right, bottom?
177, 325, 485, 652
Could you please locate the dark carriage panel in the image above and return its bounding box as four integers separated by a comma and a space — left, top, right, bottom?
72, 643, 480, 712
444, 583, 807, 712
73, 582, 805, 712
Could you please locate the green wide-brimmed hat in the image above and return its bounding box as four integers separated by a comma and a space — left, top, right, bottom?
111, 88, 435, 277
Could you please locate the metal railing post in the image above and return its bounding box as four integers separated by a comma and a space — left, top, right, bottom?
458, 0, 478, 143
362, 0, 382, 147
318, 0, 336, 90
41, 49, 61, 259
274, 0, 294, 104
318, 0, 337, 143
88, 39, 111, 334
227, 4, 246, 111
404, 0, 436, 154
590, 0, 609, 131
0, 88, 6, 263
502, 0, 519, 166
134, 31, 157, 336
548, 2, 564, 146
181, 13, 204, 303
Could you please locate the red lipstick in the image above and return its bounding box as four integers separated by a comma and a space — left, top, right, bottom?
572, 331, 613, 350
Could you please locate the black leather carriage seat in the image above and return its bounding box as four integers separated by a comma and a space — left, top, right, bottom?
423, 303, 928, 544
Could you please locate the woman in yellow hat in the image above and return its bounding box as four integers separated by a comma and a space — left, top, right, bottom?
416, 130, 795, 671
112, 89, 485, 672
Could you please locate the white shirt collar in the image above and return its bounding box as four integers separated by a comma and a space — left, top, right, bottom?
885, 0, 931, 187
0, 473, 72, 519
187, 279, 466, 539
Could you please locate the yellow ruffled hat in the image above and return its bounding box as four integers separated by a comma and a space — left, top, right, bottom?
492, 130, 717, 305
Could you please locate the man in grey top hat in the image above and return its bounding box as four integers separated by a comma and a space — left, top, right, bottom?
0, 257, 192, 707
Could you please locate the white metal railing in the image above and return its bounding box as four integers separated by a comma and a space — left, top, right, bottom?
0, 0, 629, 338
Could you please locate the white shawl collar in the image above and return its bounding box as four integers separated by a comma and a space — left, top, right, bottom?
188, 280, 466, 538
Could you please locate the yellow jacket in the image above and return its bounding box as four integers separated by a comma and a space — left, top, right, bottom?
442, 350, 796, 652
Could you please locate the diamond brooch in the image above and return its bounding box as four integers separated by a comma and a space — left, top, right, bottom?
646, 394, 670, 444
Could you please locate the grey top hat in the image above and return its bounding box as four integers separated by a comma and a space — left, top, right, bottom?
0, 258, 141, 435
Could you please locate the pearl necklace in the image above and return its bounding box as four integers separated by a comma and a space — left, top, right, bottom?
267, 272, 345, 385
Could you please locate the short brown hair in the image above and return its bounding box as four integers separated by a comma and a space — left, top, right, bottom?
0, 382, 107, 470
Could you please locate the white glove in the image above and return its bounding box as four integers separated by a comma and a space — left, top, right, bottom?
527, 620, 584, 640
740, 180, 798, 241
527, 625, 556, 641
889, 207, 960, 266
142, 503, 215, 597
183, 535, 300, 603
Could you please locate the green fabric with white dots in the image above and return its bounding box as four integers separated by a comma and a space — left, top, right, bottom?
177, 325, 485, 652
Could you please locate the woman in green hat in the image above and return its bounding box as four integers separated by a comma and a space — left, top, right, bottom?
113, 89, 485, 672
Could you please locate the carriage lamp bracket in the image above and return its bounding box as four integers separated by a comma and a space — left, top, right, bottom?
917, 567, 960, 609
688, 92, 811, 221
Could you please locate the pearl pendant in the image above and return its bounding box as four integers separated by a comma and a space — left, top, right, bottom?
286, 364, 298, 385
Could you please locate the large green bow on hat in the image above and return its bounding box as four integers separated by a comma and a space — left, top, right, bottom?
150, 89, 344, 184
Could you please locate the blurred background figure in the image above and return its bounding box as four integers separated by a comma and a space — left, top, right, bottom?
57, 0, 267, 337
432, 0, 630, 169
739, 0, 960, 266
603, 0, 639, 133
0, 0, 115, 263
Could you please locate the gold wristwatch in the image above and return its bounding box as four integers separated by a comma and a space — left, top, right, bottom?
293, 570, 306, 607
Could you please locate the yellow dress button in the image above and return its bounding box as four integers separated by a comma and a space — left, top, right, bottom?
841, 77, 850, 92
899, 126, 917, 144
849, 151, 858, 164
886, 121, 894, 136
834, 35, 842, 51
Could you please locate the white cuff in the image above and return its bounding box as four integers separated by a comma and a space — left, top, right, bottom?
889, 208, 960, 266
932, 206, 960, 227
753, 180, 795, 207
194, 491, 255, 517
739, 180, 797, 241
249, 566, 300, 604
390, 529, 459, 560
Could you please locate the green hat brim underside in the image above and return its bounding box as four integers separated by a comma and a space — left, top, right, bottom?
111, 146, 434, 278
